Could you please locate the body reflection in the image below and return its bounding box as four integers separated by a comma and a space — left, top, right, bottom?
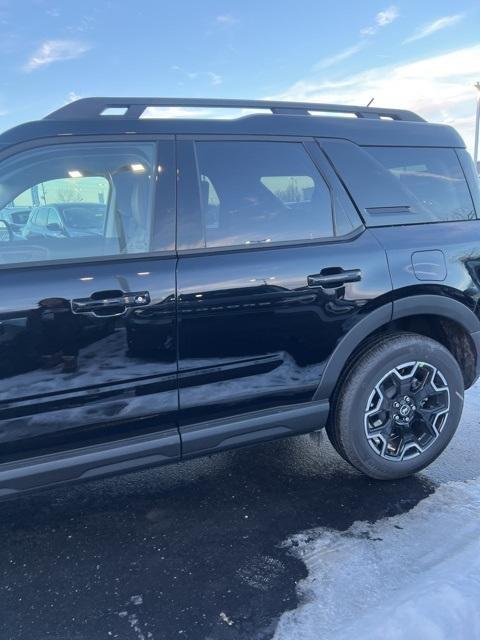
28, 297, 85, 374
177, 230, 392, 426
0, 260, 178, 462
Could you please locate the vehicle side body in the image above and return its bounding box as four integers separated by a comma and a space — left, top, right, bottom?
0, 98, 479, 496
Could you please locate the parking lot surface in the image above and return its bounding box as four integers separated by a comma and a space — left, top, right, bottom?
1, 384, 479, 640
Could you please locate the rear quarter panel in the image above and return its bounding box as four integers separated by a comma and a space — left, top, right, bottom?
372, 221, 480, 317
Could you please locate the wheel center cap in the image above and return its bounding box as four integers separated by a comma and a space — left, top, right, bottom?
399, 403, 411, 417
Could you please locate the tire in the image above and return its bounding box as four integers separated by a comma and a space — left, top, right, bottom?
327, 332, 464, 480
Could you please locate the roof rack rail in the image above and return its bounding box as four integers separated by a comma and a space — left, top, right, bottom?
45, 97, 425, 123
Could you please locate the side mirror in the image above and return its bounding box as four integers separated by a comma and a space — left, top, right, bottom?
0, 220, 13, 242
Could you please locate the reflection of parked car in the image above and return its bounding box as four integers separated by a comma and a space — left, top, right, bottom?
0, 206, 31, 234
22, 203, 106, 239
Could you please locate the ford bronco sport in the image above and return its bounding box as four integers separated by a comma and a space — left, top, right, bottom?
0, 97, 479, 495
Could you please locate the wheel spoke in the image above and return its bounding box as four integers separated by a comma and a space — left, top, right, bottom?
416, 400, 448, 437
366, 415, 394, 439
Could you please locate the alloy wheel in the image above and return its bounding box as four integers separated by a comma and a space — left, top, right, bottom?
364, 361, 450, 461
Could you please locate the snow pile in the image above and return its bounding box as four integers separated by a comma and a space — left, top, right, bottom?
274, 478, 480, 640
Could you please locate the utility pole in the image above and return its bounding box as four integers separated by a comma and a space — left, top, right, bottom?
474, 82, 480, 170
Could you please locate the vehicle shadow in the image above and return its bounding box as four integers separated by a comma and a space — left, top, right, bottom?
0, 433, 435, 640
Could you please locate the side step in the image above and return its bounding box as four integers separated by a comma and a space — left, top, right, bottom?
0, 429, 180, 497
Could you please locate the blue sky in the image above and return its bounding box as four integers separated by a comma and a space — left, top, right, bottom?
1, 0, 479, 150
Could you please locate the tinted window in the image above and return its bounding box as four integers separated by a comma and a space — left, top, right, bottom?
47, 208, 62, 226
195, 141, 333, 248
36, 208, 48, 226
61, 204, 106, 230
0, 208, 30, 226
0, 142, 156, 264
367, 147, 475, 223
11, 210, 30, 225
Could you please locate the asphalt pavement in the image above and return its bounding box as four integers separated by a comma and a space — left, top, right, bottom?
1, 385, 479, 640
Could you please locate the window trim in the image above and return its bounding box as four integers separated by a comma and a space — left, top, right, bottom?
306, 141, 364, 234
176, 226, 365, 258
455, 148, 480, 220
0, 134, 177, 269
178, 135, 338, 253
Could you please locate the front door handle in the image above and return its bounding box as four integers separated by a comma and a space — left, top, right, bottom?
307, 269, 361, 288
71, 290, 151, 317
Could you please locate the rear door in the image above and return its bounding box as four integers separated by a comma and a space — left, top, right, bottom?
0, 137, 179, 463
175, 137, 392, 454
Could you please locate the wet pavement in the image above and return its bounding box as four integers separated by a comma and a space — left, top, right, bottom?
1, 385, 479, 640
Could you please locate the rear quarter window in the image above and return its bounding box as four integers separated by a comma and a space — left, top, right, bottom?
368, 147, 475, 223
320, 140, 476, 227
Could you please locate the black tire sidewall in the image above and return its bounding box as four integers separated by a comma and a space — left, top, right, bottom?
335, 334, 464, 480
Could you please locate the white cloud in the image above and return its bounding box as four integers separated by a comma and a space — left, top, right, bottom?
316, 6, 398, 73
315, 43, 365, 70
361, 5, 399, 36
215, 14, 238, 27
173, 66, 222, 86
269, 44, 480, 153
207, 72, 222, 86
67, 91, 82, 103
376, 5, 399, 27
24, 40, 91, 72
404, 14, 464, 44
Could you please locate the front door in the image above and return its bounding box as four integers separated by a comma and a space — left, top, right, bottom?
0, 138, 179, 463
176, 138, 392, 453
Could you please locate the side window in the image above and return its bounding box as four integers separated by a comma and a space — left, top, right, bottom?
47, 208, 62, 227
36, 208, 48, 226
367, 147, 475, 223
194, 141, 333, 248
322, 139, 476, 227
260, 175, 315, 204
0, 142, 157, 264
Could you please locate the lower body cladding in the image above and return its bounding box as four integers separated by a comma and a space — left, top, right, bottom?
0, 401, 330, 497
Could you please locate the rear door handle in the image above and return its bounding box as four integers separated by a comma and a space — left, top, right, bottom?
72, 290, 151, 317
307, 269, 361, 288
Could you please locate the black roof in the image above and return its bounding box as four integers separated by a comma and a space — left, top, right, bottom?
0, 97, 465, 150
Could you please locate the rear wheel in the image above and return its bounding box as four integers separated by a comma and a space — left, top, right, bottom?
327, 333, 464, 479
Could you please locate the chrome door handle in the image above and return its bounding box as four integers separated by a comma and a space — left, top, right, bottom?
71, 290, 151, 317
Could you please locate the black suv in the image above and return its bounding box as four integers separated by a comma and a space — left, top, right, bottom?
0, 97, 479, 497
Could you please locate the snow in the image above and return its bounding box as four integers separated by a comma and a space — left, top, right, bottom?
274, 478, 480, 640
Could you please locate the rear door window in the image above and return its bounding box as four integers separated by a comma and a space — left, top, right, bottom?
193, 140, 334, 248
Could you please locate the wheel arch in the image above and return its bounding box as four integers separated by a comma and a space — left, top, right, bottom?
314, 294, 480, 402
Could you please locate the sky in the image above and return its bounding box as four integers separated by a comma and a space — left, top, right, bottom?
0, 0, 479, 152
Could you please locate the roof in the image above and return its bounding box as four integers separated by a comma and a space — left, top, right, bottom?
0, 97, 466, 150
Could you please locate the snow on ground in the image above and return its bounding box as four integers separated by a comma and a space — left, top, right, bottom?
274, 479, 480, 639
273, 381, 480, 640
272, 381, 480, 639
